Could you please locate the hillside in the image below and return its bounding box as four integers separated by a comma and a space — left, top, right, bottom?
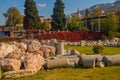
69, 0, 120, 17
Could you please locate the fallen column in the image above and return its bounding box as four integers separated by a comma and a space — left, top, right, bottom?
103, 54, 120, 66
82, 55, 95, 68
60, 55, 79, 59
45, 59, 69, 69
59, 55, 80, 67
68, 58, 80, 67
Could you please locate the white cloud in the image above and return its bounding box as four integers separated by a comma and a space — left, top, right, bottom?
22, 7, 25, 9
38, 3, 46, 8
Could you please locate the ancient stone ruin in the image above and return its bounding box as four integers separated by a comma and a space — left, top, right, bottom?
0, 39, 120, 79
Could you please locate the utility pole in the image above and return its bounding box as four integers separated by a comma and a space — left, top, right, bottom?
91, 17, 94, 31
98, 16, 101, 32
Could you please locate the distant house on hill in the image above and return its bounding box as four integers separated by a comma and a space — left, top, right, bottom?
39, 16, 52, 23
66, 8, 83, 20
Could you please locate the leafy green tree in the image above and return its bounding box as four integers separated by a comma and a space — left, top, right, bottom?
67, 16, 84, 31
85, 9, 89, 17
81, 27, 89, 31
40, 21, 51, 31
44, 21, 51, 31
101, 12, 118, 39
3, 7, 23, 29
85, 9, 91, 18
41, 23, 46, 30
84, 9, 91, 30
51, 0, 66, 31
116, 8, 120, 29
24, 0, 40, 29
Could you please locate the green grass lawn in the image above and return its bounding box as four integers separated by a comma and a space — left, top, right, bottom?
4, 46, 120, 80
5, 66, 120, 80
65, 46, 120, 55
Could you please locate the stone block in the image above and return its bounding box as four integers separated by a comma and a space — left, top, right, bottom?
3, 69, 37, 79
23, 54, 44, 72
0, 59, 21, 71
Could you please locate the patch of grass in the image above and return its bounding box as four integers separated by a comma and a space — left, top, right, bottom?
65, 46, 120, 55
4, 66, 120, 80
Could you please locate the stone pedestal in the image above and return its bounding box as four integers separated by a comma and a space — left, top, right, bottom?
56, 41, 64, 55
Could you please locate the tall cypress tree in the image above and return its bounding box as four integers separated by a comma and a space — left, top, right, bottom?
51, 0, 66, 31
23, 0, 40, 29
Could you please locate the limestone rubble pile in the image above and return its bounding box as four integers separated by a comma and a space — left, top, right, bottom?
40, 46, 56, 58
9, 41, 27, 52
4, 52, 25, 59
0, 40, 57, 74
0, 40, 47, 79
0, 43, 14, 59
0, 59, 21, 71
22, 39, 41, 52
23, 54, 44, 72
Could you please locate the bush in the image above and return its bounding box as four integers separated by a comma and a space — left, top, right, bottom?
92, 45, 104, 54
33, 30, 104, 41
81, 27, 89, 31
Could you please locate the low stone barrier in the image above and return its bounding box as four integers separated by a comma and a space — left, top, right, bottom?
64, 38, 120, 47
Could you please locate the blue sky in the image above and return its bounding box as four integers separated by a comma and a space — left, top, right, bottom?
0, 0, 115, 25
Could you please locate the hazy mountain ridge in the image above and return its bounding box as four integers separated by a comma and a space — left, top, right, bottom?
69, 1, 120, 17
